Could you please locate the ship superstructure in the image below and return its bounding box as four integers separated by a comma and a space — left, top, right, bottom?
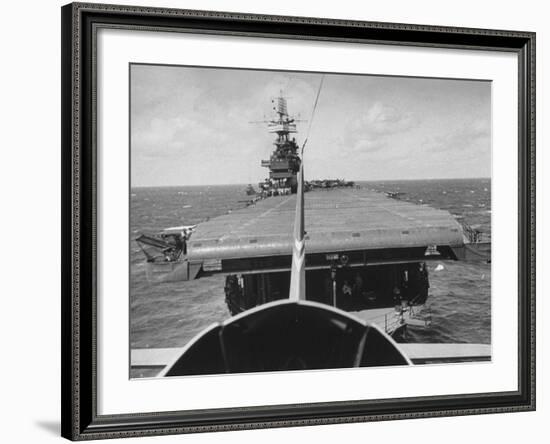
259, 94, 301, 195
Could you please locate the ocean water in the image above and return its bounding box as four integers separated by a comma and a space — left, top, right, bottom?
362, 179, 491, 344
130, 178, 491, 371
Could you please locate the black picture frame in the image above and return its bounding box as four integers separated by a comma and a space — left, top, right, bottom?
61, 2, 536, 440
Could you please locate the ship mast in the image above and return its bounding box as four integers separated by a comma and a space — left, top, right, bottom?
289, 160, 306, 301
289, 77, 324, 301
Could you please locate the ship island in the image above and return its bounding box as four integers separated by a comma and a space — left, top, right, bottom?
133, 92, 491, 376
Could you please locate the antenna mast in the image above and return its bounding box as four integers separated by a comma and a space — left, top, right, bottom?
289, 76, 324, 301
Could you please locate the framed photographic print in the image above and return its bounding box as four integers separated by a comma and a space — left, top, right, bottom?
61, 2, 535, 440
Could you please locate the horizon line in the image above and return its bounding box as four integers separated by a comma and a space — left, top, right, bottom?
131, 176, 491, 188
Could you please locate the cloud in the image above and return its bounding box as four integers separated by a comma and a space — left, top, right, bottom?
351, 102, 416, 135
421, 119, 490, 155
347, 138, 387, 154
130, 65, 491, 185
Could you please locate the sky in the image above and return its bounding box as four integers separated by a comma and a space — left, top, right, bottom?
130, 64, 491, 187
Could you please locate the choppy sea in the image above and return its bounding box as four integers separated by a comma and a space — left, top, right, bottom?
130, 178, 491, 375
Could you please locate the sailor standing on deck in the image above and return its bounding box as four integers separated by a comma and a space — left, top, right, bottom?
353, 273, 364, 299
393, 286, 402, 311
341, 280, 353, 310
176, 231, 186, 255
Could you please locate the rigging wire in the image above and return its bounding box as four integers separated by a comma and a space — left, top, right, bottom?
301, 75, 325, 156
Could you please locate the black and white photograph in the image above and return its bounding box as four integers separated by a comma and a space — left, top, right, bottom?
129, 64, 492, 378
1, 0, 544, 442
